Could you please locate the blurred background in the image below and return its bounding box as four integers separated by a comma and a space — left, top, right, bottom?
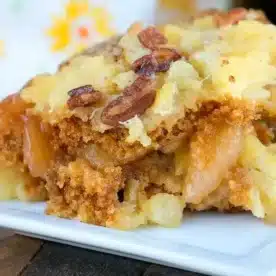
0, 0, 274, 99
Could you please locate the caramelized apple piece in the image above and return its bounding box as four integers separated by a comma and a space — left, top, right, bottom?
23, 115, 54, 178
0, 93, 31, 114
184, 123, 243, 204
0, 93, 32, 131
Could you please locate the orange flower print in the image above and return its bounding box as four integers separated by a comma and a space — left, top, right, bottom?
47, 0, 114, 54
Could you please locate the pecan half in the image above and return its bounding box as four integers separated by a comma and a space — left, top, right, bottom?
101, 76, 156, 126
138, 27, 168, 50
67, 85, 103, 110
132, 48, 181, 76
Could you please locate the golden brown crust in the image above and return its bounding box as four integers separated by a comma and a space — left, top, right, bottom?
46, 158, 124, 225
52, 117, 150, 165
0, 131, 24, 169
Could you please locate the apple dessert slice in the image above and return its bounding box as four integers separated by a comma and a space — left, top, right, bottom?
2, 8, 276, 230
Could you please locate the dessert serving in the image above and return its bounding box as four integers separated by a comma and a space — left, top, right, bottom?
1, 8, 276, 230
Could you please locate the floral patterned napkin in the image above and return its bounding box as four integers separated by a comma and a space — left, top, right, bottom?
0, 0, 232, 98
0, 0, 156, 98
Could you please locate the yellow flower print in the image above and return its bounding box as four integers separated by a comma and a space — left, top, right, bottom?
47, 0, 114, 53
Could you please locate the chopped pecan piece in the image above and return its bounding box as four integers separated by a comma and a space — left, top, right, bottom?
132, 54, 158, 76
67, 85, 103, 110
153, 48, 182, 72
194, 8, 248, 27
132, 48, 181, 76
101, 76, 156, 126
138, 26, 168, 50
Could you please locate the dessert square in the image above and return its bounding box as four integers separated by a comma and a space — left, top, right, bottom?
1, 8, 275, 229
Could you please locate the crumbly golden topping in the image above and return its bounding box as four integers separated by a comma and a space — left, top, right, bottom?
20, 9, 276, 149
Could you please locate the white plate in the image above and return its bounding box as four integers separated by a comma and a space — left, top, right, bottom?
0, 201, 276, 276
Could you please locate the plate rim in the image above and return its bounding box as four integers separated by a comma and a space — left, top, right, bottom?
0, 202, 265, 276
